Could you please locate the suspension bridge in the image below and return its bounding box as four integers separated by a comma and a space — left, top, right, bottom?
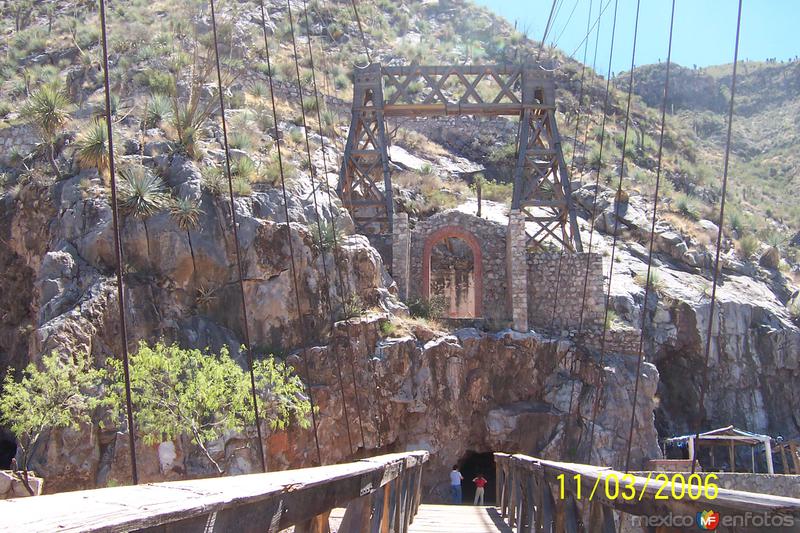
2, 0, 800, 531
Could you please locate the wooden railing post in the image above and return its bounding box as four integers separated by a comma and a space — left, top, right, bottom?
369, 483, 389, 533
412, 464, 423, 518
295, 510, 331, 533
339, 494, 372, 532
523, 475, 536, 533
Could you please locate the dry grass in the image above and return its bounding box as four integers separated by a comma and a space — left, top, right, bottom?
393, 129, 449, 158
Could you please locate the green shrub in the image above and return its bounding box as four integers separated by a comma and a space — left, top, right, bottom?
137, 69, 175, 95
108, 342, 310, 473
289, 128, 304, 144
674, 193, 701, 220
379, 320, 397, 336
408, 295, 446, 319
302, 97, 319, 113
341, 294, 365, 319
232, 176, 252, 196
202, 166, 226, 195
481, 179, 513, 203
738, 234, 759, 260
312, 218, 344, 252
0, 351, 109, 483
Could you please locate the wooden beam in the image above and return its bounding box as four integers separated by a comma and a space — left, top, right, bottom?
0, 451, 429, 533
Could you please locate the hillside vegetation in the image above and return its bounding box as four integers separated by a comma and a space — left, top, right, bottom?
1, 0, 798, 270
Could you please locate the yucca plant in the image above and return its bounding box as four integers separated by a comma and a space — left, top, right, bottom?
312, 217, 344, 253
228, 131, 253, 151
231, 156, 258, 182
74, 119, 111, 178
170, 197, 203, 284
21, 83, 71, 178
118, 165, 170, 259
145, 94, 173, 129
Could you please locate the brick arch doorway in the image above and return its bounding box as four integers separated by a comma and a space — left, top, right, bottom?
422, 226, 483, 318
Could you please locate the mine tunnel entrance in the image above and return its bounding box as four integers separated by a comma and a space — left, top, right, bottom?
0, 429, 17, 469
459, 451, 496, 505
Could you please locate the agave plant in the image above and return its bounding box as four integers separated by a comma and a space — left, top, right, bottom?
74, 119, 111, 177
118, 165, 170, 259
169, 197, 203, 284
21, 83, 71, 178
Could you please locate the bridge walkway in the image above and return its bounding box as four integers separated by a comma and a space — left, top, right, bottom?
330, 504, 511, 532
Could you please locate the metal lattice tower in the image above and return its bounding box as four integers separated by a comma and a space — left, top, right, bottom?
339, 63, 582, 252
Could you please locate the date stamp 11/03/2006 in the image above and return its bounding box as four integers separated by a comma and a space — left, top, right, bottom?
556, 472, 720, 502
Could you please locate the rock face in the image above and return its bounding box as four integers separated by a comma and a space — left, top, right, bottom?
575, 183, 800, 450
0, 471, 43, 499
0, 165, 797, 497
276, 317, 660, 500
0, 156, 398, 491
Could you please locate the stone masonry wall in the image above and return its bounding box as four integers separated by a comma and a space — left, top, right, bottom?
527, 252, 605, 331
409, 210, 508, 322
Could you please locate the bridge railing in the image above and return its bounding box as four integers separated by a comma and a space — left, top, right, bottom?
494, 453, 800, 532
0, 450, 429, 533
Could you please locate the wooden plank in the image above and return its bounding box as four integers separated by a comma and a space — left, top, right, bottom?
0, 451, 429, 533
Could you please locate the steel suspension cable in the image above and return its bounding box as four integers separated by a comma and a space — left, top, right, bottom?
587, 0, 641, 466
691, 0, 743, 476
567, 0, 614, 60
252, 0, 323, 466
549, 0, 594, 337
577, 0, 606, 172
287, 0, 362, 454
576, 0, 619, 336
623, 0, 676, 474
98, 0, 138, 485
208, 0, 267, 472
556, 0, 595, 461
316, 0, 387, 448
350, 0, 372, 65
537, 0, 560, 61
550, 0, 580, 50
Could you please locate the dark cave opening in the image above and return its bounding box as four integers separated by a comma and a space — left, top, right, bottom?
0, 429, 17, 469
458, 451, 496, 505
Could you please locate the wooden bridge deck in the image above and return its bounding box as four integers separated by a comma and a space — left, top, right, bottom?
330, 504, 511, 532
408, 505, 512, 532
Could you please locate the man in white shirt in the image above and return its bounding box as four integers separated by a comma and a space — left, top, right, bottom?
449, 464, 463, 504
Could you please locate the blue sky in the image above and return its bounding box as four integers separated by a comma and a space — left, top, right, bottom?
473, 0, 800, 75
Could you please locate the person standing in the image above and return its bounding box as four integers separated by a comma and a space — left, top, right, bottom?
449, 464, 463, 504
472, 473, 488, 505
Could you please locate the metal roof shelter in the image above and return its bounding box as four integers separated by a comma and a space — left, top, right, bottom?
664, 426, 775, 474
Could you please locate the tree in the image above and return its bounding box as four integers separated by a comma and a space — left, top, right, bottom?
0, 352, 108, 494
21, 83, 72, 178
110, 342, 310, 474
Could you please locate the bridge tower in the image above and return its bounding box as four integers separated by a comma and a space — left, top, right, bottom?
339, 63, 582, 252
